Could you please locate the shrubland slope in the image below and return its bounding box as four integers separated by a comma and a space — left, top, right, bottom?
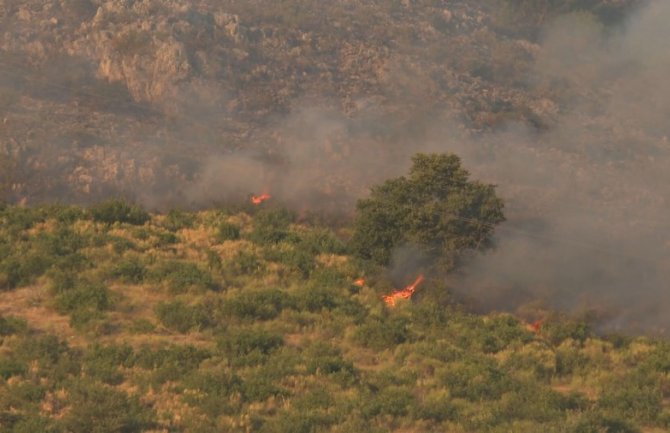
0, 202, 669, 433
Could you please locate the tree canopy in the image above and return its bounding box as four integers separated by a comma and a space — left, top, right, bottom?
351, 153, 505, 271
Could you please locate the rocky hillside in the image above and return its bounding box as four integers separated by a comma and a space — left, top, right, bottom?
0, 0, 641, 205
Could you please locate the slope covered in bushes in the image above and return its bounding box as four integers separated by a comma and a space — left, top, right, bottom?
0, 200, 669, 433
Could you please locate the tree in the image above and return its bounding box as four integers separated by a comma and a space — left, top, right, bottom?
350, 153, 504, 271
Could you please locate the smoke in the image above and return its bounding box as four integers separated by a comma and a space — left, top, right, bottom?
442, 1, 670, 334
3, 0, 670, 332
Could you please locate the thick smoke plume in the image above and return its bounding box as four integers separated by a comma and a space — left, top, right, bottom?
443, 1, 670, 333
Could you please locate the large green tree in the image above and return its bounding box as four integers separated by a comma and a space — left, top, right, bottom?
351, 153, 505, 271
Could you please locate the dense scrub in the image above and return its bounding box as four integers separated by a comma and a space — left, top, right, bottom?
0, 202, 669, 432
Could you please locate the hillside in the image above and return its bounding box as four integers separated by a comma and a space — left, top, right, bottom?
2, 1, 670, 432
1, 202, 670, 432
0, 0, 642, 204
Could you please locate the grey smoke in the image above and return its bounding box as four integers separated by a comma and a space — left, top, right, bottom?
442, 2, 670, 333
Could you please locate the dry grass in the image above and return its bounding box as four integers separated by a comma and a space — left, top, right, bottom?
0, 285, 83, 345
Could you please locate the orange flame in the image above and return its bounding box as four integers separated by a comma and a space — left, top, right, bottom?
353, 278, 366, 287
526, 319, 544, 334
251, 193, 271, 205
383, 274, 425, 307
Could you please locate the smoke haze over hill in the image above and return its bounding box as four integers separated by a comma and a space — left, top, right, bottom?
444, 1, 670, 333
1, 0, 668, 331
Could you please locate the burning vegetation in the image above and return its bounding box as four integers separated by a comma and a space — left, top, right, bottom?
383, 274, 425, 307
251, 193, 272, 205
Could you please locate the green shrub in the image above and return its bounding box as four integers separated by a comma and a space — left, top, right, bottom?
598, 370, 662, 423
162, 209, 195, 231
83, 344, 134, 385
90, 199, 150, 226
0, 358, 26, 379
438, 359, 514, 401
363, 386, 415, 417
150, 260, 216, 293
249, 207, 296, 244
217, 328, 284, 361
180, 370, 243, 417
543, 317, 592, 346
109, 256, 146, 283
153, 231, 178, 246
264, 246, 315, 278
109, 236, 137, 254
12, 335, 81, 380
414, 391, 457, 422
128, 318, 156, 334
10, 415, 58, 433
42, 204, 87, 224
0, 252, 52, 290
297, 228, 347, 255
217, 222, 241, 241
241, 372, 288, 402
354, 314, 410, 350
304, 343, 357, 384
222, 288, 293, 321
0, 315, 28, 335
60, 380, 155, 433
0, 206, 45, 232
133, 344, 210, 385
54, 280, 112, 329
572, 411, 640, 433
228, 250, 264, 277
51, 273, 113, 331
155, 301, 212, 333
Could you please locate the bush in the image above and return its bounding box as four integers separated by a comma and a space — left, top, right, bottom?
304, 343, 357, 384
414, 390, 457, 422
0, 358, 27, 379
60, 380, 155, 433
222, 288, 293, 321
0, 252, 52, 290
133, 344, 210, 385
297, 228, 347, 255
180, 370, 243, 416
264, 246, 315, 278
354, 314, 410, 350
249, 207, 296, 244
363, 386, 415, 417
241, 372, 288, 402
0, 315, 28, 336
162, 209, 195, 231
572, 411, 640, 433
217, 222, 241, 241
438, 359, 514, 401
228, 251, 264, 277
83, 344, 134, 385
12, 335, 81, 381
109, 256, 146, 283
54, 280, 112, 329
155, 301, 212, 333
150, 261, 216, 293
217, 328, 284, 361
598, 370, 662, 423
90, 199, 150, 226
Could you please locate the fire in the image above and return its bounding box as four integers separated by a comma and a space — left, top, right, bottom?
353, 278, 366, 287
251, 193, 271, 205
526, 319, 544, 334
383, 274, 425, 307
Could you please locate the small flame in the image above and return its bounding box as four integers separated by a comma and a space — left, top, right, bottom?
353, 278, 366, 287
526, 319, 544, 334
383, 274, 425, 307
251, 193, 271, 205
